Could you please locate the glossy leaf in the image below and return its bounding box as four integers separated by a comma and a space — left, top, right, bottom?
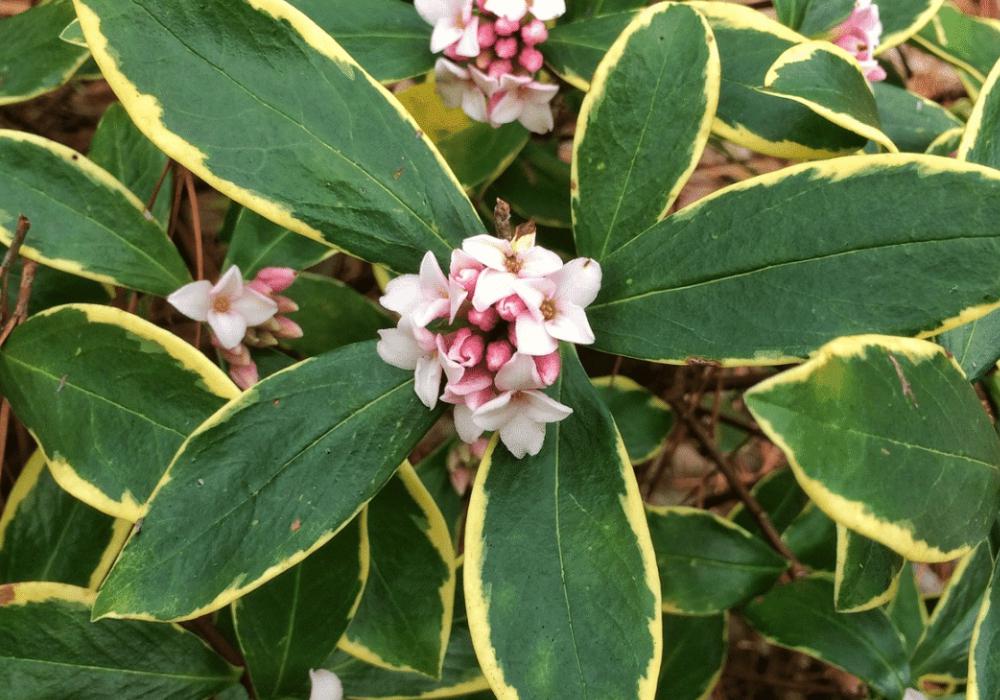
75, 0, 480, 273
937, 309, 1000, 382
0, 452, 128, 588
762, 41, 898, 153
222, 206, 336, 277
796, 0, 942, 50
743, 575, 911, 699
58, 17, 87, 48
926, 127, 965, 156
414, 441, 466, 546
342, 464, 456, 677
233, 515, 368, 700
835, 526, 905, 613
782, 502, 837, 572
969, 556, 1000, 700
0, 304, 238, 519
874, 82, 962, 153
773, 0, 809, 29
746, 335, 1000, 562
0, 130, 190, 295
911, 542, 994, 684
592, 376, 673, 463
887, 565, 927, 656
564, 0, 647, 22
961, 58, 1000, 169
913, 3, 1000, 83
730, 468, 809, 538
572, 2, 719, 260
647, 506, 786, 615
0, 1, 89, 106
544, 11, 635, 91
464, 346, 661, 699
656, 613, 727, 700
1, 254, 112, 316
590, 156, 1000, 364
487, 141, 572, 229
93, 341, 442, 622
0, 582, 240, 698
287, 0, 433, 82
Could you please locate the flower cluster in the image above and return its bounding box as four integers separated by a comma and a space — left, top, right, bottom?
377, 233, 601, 458
168, 265, 302, 390
415, 0, 566, 133
834, 0, 886, 82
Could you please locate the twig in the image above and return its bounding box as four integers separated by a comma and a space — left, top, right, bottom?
494, 198, 513, 240
669, 398, 807, 576
0, 260, 37, 346
182, 170, 205, 348
183, 616, 254, 698
694, 406, 767, 439
0, 400, 10, 511
0, 215, 30, 320
145, 159, 172, 215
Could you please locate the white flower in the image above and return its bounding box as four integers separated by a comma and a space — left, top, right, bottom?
377, 317, 443, 408
435, 58, 489, 123
473, 71, 559, 134
515, 257, 602, 355
473, 353, 572, 457
416, 0, 480, 56
167, 265, 277, 350
462, 232, 563, 311
309, 669, 343, 700
485, 0, 566, 21
380, 251, 465, 327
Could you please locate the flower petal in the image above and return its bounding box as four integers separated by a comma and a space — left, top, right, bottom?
377, 326, 423, 370
485, 0, 528, 20
453, 403, 484, 443
495, 352, 543, 391
419, 251, 449, 297
488, 91, 523, 126
518, 246, 563, 278
529, 0, 566, 21
212, 265, 244, 298
380, 274, 422, 316
461, 84, 488, 123
515, 313, 559, 356
462, 234, 510, 270
546, 303, 595, 345
549, 257, 602, 307
455, 16, 481, 57
232, 288, 278, 326
499, 413, 546, 458
309, 669, 344, 700
430, 21, 464, 53
522, 389, 573, 423
411, 297, 451, 328
518, 102, 554, 134
415, 0, 454, 24
167, 280, 213, 322
414, 355, 444, 409
471, 391, 516, 431
207, 310, 248, 350
471, 269, 518, 311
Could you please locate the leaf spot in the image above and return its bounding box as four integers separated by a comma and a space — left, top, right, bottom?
290, 518, 301, 533
887, 353, 919, 408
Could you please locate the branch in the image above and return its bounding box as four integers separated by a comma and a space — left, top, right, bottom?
0, 215, 30, 320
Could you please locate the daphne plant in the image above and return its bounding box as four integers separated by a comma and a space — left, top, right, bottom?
0, 0, 999, 699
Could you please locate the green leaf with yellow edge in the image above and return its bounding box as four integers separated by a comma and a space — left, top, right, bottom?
762, 41, 898, 153
93, 341, 441, 622
729, 468, 809, 537
58, 17, 87, 48
396, 78, 529, 191
888, 565, 927, 656
590, 156, 1000, 365
835, 525, 906, 613
279, 273, 391, 357
0, 0, 89, 106
74, 0, 480, 274
0, 304, 238, 520
287, 0, 433, 82
222, 206, 336, 278
795, 0, 943, 51
782, 502, 837, 571
0, 452, 129, 589
913, 2, 1000, 83
342, 464, 456, 678
968, 555, 1000, 700
656, 613, 727, 700
874, 83, 962, 154
746, 335, 1000, 563
564, 0, 646, 22
743, 575, 911, 700
911, 542, 995, 685
464, 345, 661, 700
591, 376, 673, 464
0, 582, 241, 699
0, 130, 190, 295
646, 506, 786, 616
414, 440, 466, 547
927, 126, 965, 156
487, 141, 572, 229
1, 253, 112, 316
233, 515, 368, 700
572, 2, 719, 261
544, 11, 635, 91
937, 307, 1000, 382
961, 58, 1000, 171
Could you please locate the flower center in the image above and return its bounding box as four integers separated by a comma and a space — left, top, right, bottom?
505, 254, 522, 274
213, 296, 232, 313
540, 299, 557, 321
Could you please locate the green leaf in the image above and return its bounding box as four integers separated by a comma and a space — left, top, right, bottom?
835, 525, 906, 613
913, 3, 1000, 83
887, 565, 928, 656
0, 582, 240, 698
729, 468, 809, 537
927, 126, 965, 156
937, 309, 1000, 381
0, 1, 89, 106
873, 82, 963, 154
1, 253, 112, 316
464, 346, 661, 699
646, 506, 786, 615
590, 156, 1000, 364
0, 304, 238, 520
74, 0, 480, 274
233, 515, 367, 700
0, 130, 190, 295
762, 41, 898, 153
592, 376, 673, 464
571, 3, 719, 261
782, 502, 837, 571
221, 206, 335, 278
286, 0, 433, 82
342, 464, 456, 678
58, 17, 88, 48
88, 102, 172, 226
961, 58, 1000, 169
279, 273, 391, 357
773, 0, 809, 29
801, 0, 942, 50
414, 440, 465, 547
656, 613, 727, 700
544, 11, 635, 91
563, 0, 646, 23
911, 542, 995, 684
746, 335, 1000, 562
743, 575, 911, 699
487, 141, 572, 229
968, 555, 1000, 700
0, 452, 129, 588
794, 0, 853, 36
93, 341, 441, 622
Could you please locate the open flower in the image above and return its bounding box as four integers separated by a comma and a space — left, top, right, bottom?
380, 251, 465, 327
377, 317, 443, 408
462, 232, 562, 311
473, 353, 572, 457
309, 669, 343, 700
167, 265, 277, 349
435, 59, 489, 123
834, 0, 886, 82
484, 0, 566, 21
474, 71, 559, 133
416, 0, 481, 56
515, 257, 602, 355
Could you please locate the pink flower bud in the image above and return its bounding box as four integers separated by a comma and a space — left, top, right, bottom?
496, 294, 527, 321
248, 279, 272, 295
521, 19, 548, 45
274, 316, 303, 339
494, 17, 521, 36
445, 328, 485, 367
470, 437, 490, 459
476, 0, 488, 11
274, 295, 299, 313
534, 351, 561, 386
475, 51, 494, 70
486, 339, 514, 372
487, 59, 514, 79
221, 342, 252, 367
443, 43, 462, 60
519, 46, 544, 73
468, 306, 499, 332
478, 21, 497, 48
450, 466, 472, 496
494, 37, 518, 59
230, 361, 259, 390
254, 267, 296, 293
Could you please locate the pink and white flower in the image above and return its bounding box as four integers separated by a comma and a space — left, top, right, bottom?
474, 71, 559, 133
168, 265, 277, 350
834, 0, 886, 82
309, 669, 343, 700
515, 257, 602, 355
377, 317, 443, 408
435, 59, 489, 123
484, 0, 566, 21
462, 232, 563, 310
416, 0, 481, 56
380, 251, 465, 327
